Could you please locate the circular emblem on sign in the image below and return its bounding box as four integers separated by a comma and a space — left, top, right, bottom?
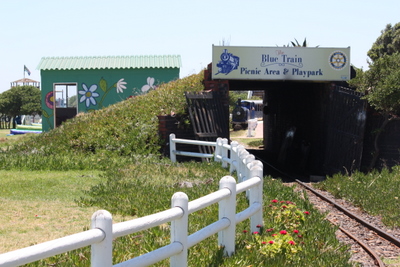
329, 51, 347, 70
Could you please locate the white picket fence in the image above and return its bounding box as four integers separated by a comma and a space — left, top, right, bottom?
0, 134, 263, 267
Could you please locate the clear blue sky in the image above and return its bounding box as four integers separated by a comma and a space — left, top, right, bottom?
1, 0, 399, 93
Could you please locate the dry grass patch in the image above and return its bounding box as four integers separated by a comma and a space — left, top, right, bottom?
0, 129, 29, 149
0, 199, 134, 253
0, 199, 97, 253
0, 170, 135, 253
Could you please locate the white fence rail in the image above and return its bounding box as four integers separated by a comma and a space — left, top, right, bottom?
0, 134, 263, 267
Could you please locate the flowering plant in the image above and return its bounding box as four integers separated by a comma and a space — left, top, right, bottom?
269, 199, 307, 229
254, 228, 303, 257
241, 199, 310, 258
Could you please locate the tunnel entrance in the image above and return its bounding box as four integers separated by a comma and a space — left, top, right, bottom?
201, 45, 365, 177
204, 77, 366, 177
227, 80, 332, 176
263, 82, 326, 175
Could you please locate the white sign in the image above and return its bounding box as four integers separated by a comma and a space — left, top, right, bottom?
212, 46, 351, 81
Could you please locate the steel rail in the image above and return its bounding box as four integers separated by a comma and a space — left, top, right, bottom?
255, 157, 398, 266
327, 219, 385, 267
296, 179, 400, 248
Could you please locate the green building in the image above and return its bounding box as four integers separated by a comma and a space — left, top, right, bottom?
37, 55, 181, 132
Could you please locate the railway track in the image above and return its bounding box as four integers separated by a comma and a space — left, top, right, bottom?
256, 157, 400, 266
296, 179, 400, 266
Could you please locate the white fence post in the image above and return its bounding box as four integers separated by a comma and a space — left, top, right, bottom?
237, 146, 248, 182
244, 155, 255, 198
244, 154, 255, 181
218, 176, 237, 256
170, 192, 188, 267
221, 138, 229, 168
170, 133, 176, 163
249, 164, 264, 233
229, 141, 238, 174
91, 210, 113, 267
215, 138, 222, 163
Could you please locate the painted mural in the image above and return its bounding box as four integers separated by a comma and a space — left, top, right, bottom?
41, 76, 160, 130
76, 76, 156, 109
37, 55, 181, 131
39, 70, 179, 132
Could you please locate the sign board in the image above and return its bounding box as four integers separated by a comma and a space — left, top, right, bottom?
212, 46, 351, 81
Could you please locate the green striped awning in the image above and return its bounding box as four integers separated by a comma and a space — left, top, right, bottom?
37, 55, 181, 70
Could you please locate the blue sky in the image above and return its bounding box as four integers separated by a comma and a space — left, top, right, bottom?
0, 0, 399, 93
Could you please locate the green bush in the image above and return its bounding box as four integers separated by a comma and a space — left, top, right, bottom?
0, 73, 205, 170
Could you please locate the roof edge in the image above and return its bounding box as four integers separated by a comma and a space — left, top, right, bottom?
36, 55, 182, 70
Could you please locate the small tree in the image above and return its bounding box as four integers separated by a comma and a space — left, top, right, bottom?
350, 22, 400, 170
350, 52, 400, 169
0, 85, 41, 128
282, 38, 319, 48
367, 22, 400, 62
291, 38, 308, 47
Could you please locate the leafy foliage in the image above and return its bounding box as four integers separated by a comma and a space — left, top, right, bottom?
282, 38, 319, 48
352, 52, 400, 116
368, 22, 400, 62
349, 23, 400, 170
349, 53, 400, 170
291, 38, 308, 47
0, 85, 41, 128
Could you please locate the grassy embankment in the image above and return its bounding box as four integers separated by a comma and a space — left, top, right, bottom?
1, 72, 398, 265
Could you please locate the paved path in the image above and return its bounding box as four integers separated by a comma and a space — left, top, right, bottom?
231, 121, 263, 138
241, 121, 263, 138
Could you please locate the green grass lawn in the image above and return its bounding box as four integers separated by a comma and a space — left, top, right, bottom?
0, 170, 101, 201
0, 170, 134, 253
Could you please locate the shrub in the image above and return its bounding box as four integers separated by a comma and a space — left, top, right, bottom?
0, 73, 205, 170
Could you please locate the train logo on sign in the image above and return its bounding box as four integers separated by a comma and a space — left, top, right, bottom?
215, 49, 240, 75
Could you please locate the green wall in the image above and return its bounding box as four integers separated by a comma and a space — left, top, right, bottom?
41, 68, 179, 131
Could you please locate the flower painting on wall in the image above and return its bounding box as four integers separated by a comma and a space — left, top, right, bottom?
79, 84, 100, 108
78, 77, 158, 111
